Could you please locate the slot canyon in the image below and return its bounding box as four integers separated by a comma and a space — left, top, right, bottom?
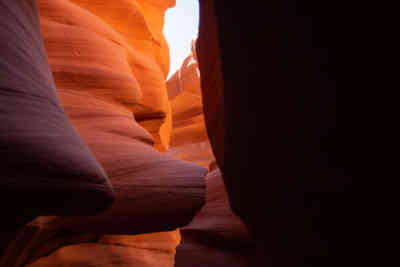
1, 0, 394, 267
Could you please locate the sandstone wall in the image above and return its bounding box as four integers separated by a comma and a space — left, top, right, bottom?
166, 39, 215, 169
1, 1, 208, 266
175, 167, 254, 267
165, 36, 252, 267
38, 0, 174, 151
28, 230, 181, 267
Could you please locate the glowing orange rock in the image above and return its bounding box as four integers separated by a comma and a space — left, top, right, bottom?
38, 0, 142, 108
167, 39, 215, 168
28, 230, 181, 267
67, 0, 175, 151
38, 0, 175, 151
9, 2, 205, 267
35, 0, 205, 234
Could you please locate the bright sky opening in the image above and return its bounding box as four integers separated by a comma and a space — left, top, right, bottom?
163, 0, 199, 79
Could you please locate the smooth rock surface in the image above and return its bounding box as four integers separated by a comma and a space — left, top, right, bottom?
176, 167, 254, 267
196, 1, 224, 170
2, 1, 207, 266
33, 0, 206, 237
0, 0, 114, 218
167, 39, 215, 168
38, 0, 175, 151
28, 230, 180, 267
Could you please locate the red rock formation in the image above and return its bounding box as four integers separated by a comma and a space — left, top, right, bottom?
175, 167, 254, 267
38, 0, 174, 151
28, 230, 181, 267
1, 1, 207, 266
167, 39, 215, 169
165, 37, 253, 266
0, 0, 114, 218
33, 0, 206, 235
68, 0, 175, 152
3, 0, 392, 265
196, 1, 224, 170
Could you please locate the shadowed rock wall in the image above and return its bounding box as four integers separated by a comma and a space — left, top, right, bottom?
197, 0, 398, 266
175, 166, 255, 267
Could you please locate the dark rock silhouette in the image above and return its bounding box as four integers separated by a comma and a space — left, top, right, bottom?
199, 0, 395, 266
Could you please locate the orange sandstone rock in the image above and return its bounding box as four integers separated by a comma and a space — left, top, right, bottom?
6, 2, 205, 267
38, 0, 175, 151
67, 0, 175, 151
37, 0, 204, 232
167, 39, 215, 168
0, 0, 114, 221
38, 0, 142, 108
28, 230, 180, 267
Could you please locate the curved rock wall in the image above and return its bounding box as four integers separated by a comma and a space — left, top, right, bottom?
1, 0, 268, 266
67, 0, 175, 152
1, 1, 209, 267
0, 0, 115, 221
167, 39, 215, 169
28, 230, 181, 267
176, 167, 254, 267
1, 0, 392, 265
38, 0, 174, 151
166, 37, 252, 267
196, 0, 224, 170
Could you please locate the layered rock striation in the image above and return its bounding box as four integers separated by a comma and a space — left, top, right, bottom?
167, 39, 215, 169
39, 0, 174, 151
1, 1, 209, 266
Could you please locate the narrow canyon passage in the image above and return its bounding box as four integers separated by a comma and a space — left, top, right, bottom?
2, 0, 392, 267
1, 0, 251, 266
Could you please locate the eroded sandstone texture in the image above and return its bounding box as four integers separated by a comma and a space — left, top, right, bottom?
2, 0, 366, 265
0, 0, 115, 220
36, 0, 207, 232
164, 39, 256, 266
167, 39, 215, 169
1, 1, 210, 266
39, 0, 174, 152
28, 230, 181, 267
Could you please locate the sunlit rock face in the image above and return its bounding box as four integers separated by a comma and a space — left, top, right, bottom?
28, 230, 181, 267
38, 0, 174, 151
166, 39, 215, 169
2, 0, 263, 266
0, 1, 208, 267
35, 0, 206, 236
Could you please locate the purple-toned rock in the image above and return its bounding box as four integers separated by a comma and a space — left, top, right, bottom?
0, 0, 114, 218
176, 167, 255, 267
